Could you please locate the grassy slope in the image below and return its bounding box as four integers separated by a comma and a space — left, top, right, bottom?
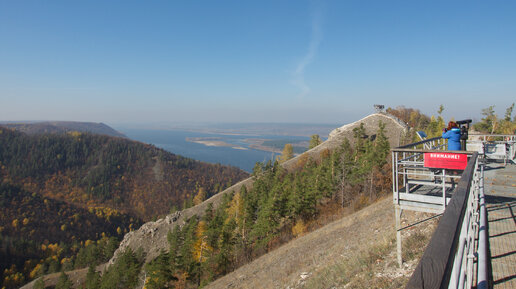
206, 197, 438, 289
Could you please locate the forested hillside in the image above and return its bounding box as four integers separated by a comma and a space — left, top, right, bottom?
0, 182, 138, 288
97, 121, 393, 289
0, 127, 248, 220
0, 127, 248, 288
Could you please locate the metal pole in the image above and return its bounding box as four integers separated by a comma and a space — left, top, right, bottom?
443, 169, 447, 209
396, 206, 402, 267
392, 151, 396, 203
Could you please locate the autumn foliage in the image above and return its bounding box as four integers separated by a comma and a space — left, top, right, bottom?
0, 127, 247, 288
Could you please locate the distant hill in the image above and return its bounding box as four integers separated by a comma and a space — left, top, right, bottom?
1, 121, 126, 138
0, 126, 248, 288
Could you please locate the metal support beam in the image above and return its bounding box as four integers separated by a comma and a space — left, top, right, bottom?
442, 169, 446, 210
395, 205, 403, 267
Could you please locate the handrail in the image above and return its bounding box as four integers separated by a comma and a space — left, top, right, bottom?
397, 136, 443, 149
392, 148, 476, 154
406, 152, 480, 289
469, 133, 515, 138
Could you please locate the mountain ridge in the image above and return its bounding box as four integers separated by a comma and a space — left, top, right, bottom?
1, 121, 126, 138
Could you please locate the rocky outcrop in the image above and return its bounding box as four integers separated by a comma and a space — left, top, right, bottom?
281, 112, 408, 170
109, 177, 254, 265
328, 112, 408, 145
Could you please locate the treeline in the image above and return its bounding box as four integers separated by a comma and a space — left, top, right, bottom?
92, 122, 392, 289
387, 103, 516, 140
472, 104, 516, 134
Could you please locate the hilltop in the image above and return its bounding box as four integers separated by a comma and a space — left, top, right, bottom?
1, 121, 126, 138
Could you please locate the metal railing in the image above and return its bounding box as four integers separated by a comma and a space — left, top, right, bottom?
467, 134, 516, 165
406, 152, 486, 289
449, 155, 485, 289
392, 137, 472, 213
399, 133, 516, 288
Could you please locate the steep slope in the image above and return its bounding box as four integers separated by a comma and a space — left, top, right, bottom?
206, 197, 437, 289
1, 121, 126, 138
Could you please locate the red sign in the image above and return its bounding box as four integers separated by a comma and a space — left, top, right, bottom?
424, 152, 468, 170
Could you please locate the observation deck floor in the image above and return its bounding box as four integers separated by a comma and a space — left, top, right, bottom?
484, 163, 516, 289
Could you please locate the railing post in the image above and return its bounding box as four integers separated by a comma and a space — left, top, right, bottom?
442, 169, 446, 209
396, 205, 403, 267
392, 151, 396, 203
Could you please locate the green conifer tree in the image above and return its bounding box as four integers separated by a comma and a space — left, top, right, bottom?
278, 144, 294, 163
85, 265, 100, 289
55, 272, 73, 289
33, 278, 45, 289
309, 134, 322, 149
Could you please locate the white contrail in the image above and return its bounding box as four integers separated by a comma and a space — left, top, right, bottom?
292, 8, 323, 97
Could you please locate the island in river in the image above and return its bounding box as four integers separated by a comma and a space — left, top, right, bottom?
186, 137, 248, 150
186, 137, 309, 154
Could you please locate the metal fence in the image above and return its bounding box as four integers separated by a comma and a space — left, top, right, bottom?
392, 137, 472, 214
448, 155, 486, 289
405, 152, 486, 289
467, 134, 516, 164
398, 133, 515, 288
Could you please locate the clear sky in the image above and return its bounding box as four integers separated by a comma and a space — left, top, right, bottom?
1, 0, 515, 125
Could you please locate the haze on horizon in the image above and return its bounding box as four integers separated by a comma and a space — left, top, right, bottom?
1, 1, 515, 126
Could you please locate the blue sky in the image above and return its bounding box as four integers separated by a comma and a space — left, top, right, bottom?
1, 0, 515, 125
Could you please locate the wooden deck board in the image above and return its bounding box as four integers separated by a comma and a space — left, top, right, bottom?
484, 163, 516, 289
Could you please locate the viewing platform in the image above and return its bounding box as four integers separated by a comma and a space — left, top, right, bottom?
392, 133, 516, 289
